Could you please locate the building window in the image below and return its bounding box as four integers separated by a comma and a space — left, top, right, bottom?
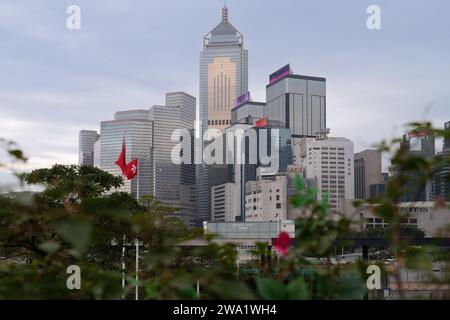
276, 203, 281, 209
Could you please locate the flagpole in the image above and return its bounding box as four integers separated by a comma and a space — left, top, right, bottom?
135, 238, 139, 300
137, 157, 140, 201
121, 234, 126, 299
135, 157, 140, 300
122, 133, 126, 299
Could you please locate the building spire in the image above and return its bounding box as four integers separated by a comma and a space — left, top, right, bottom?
222, 0, 228, 22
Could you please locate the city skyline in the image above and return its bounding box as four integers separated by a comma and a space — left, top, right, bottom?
1, 0, 450, 188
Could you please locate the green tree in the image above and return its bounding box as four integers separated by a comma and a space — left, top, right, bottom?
0, 164, 189, 299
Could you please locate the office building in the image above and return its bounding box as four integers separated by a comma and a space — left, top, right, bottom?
444, 121, 450, 152
100, 92, 197, 227
100, 110, 153, 197
431, 154, 450, 201
197, 4, 249, 223
150, 92, 197, 226
293, 136, 354, 214
231, 92, 265, 125
78, 130, 100, 167
93, 139, 100, 168
265, 64, 326, 138
211, 182, 239, 222
203, 220, 295, 261
354, 149, 384, 200
200, 4, 248, 134
430, 121, 450, 201
369, 183, 386, 201
245, 165, 317, 222
340, 200, 450, 237
245, 172, 288, 222
209, 124, 293, 222
399, 130, 435, 202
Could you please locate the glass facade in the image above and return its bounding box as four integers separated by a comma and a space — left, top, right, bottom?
265, 75, 326, 138
78, 130, 100, 167
399, 133, 435, 202
205, 221, 295, 240
100, 115, 153, 197
100, 93, 197, 227
151, 93, 197, 226
197, 5, 249, 224
231, 101, 265, 125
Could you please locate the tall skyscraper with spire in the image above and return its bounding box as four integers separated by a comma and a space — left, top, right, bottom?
200, 4, 248, 135
197, 3, 249, 223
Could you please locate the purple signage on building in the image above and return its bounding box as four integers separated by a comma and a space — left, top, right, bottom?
233, 91, 252, 109
269, 64, 292, 85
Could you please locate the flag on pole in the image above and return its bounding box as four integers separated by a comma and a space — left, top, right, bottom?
125, 158, 139, 180
115, 137, 127, 175
256, 117, 268, 128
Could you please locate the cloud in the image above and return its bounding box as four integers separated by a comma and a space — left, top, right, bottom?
0, 0, 449, 180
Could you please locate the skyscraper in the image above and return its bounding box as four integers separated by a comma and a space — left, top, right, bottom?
100, 110, 153, 197
151, 92, 197, 226
430, 121, 450, 201
197, 4, 248, 224
399, 130, 435, 202
200, 4, 248, 134
294, 137, 354, 214
444, 121, 450, 152
78, 130, 100, 167
354, 149, 384, 200
265, 65, 326, 138
231, 97, 265, 125
99, 92, 197, 227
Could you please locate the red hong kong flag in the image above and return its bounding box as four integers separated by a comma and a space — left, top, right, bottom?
273, 232, 292, 257
256, 117, 268, 128
115, 138, 127, 175
125, 158, 139, 180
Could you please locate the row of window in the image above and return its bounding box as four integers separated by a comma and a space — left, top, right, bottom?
366, 218, 418, 224
245, 203, 282, 211
208, 119, 231, 126
323, 174, 345, 178
399, 207, 432, 213
246, 195, 281, 203
245, 189, 280, 196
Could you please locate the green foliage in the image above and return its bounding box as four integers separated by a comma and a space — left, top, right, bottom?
0, 164, 189, 299
1, 121, 450, 300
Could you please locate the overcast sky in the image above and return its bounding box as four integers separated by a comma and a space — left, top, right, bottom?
1, 0, 449, 187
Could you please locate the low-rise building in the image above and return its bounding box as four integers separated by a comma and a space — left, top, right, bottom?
340, 200, 450, 237
203, 220, 295, 261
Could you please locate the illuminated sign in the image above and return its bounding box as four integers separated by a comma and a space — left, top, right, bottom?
255, 117, 268, 128
269, 64, 292, 85
233, 91, 251, 109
